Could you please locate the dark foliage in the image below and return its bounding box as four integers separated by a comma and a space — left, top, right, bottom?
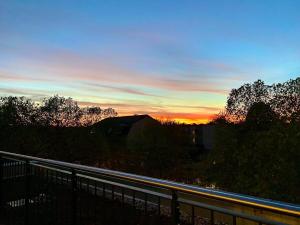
200, 77, 300, 203
0, 95, 117, 128
226, 78, 300, 122
0, 95, 198, 182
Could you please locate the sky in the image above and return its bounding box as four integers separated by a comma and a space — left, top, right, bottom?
0, 0, 299, 123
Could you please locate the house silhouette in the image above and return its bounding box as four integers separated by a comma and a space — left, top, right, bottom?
92, 115, 159, 136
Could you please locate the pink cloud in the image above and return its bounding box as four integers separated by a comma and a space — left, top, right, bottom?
1, 44, 234, 95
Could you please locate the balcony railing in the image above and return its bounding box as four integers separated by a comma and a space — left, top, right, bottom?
0, 150, 299, 225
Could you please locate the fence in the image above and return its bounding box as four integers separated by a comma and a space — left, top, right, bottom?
0, 151, 299, 225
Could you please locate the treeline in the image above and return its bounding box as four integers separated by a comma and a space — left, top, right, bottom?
0, 95, 196, 180
199, 78, 300, 203
0, 95, 117, 162
0, 95, 117, 127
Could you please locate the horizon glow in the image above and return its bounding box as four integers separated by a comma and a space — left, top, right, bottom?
0, 1, 299, 123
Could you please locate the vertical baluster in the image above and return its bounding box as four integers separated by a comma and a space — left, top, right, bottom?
0, 156, 3, 213
86, 178, 91, 216
158, 196, 161, 216
25, 160, 30, 225
103, 183, 106, 198
144, 193, 147, 214
19, 161, 22, 178
61, 172, 64, 185
121, 188, 125, 207
94, 180, 97, 224
191, 206, 195, 225
8, 161, 10, 179
171, 190, 180, 225
210, 210, 214, 225
55, 171, 58, 222
12, 160, 14, 179
71, 170, 77, 225
80, 177, 82, 190
233, 216, 237, 225
87, 178, 90, 192
132, 190, 135, 206
80, 177, 83, 223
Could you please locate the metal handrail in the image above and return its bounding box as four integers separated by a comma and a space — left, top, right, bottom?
0, 150, 299, 218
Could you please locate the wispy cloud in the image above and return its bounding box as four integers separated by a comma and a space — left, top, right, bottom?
0, 87, 48, 99
0, 70, 51, 82
1, 45, 233, 95
81, 82, 163, 98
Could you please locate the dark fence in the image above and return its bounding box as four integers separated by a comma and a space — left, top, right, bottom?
0, 151, 299, 225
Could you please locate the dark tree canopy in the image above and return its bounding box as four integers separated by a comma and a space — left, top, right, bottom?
40, 95, 83, 127
0, 95, 117, 127
226, 80, 270, 122
245, 102, 277, 130
225, 77, 300, 123
0, 96, 37, 126
271, 78, 300, 122
202, 77, 300, 203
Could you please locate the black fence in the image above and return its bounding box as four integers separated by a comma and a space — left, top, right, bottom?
0, 151, 299, 225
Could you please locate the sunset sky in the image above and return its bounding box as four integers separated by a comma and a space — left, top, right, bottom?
1, 1, 299, 123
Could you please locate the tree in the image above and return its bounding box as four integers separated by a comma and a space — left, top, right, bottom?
0, 95, 118, 127
0, 96, 37, 126
102, 108, 118, 119
225, 78, 300, 123
271, 78, 300, 122
226, 80, 271, 122
39, 95, 82, 127
80, 107, 103, 126
245, 102, 277, 130
203, 77, 300, 203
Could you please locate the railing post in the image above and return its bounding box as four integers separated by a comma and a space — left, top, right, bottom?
71, 169, 77, 225
171, 190, 180, 225
0, 156, 3, 214
25, 159, 30, 225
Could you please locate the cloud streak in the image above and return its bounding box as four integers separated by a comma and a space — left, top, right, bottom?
1, 44, 234, 95
81, 82, 163, 98
0, 43, 228, 123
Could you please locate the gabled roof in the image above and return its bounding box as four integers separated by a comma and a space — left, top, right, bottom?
94, 115, 151, 127
92, 115, 155, 136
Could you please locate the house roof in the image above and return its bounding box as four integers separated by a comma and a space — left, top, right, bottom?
92, 115, 155, 136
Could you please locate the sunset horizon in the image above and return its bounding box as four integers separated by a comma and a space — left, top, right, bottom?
1, 1, 299, 123
0, 1, 299, 224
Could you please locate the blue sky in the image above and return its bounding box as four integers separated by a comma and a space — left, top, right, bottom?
0, 0, 299, 123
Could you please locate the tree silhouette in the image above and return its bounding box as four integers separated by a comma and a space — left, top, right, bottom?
245, 102, 277, 130
225, 78, 300, 123
0, 96, 37, 126
39, 95, 82, 127
226, 80, 270, 122
0, 95, 117, 127
202, 77, 300, 203
271, 77, 300, 122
